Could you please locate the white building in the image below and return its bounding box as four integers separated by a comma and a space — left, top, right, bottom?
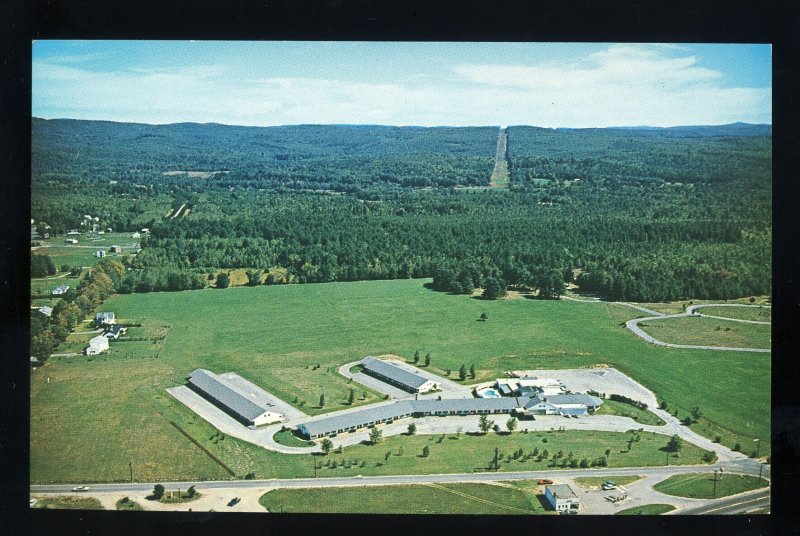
95, 312, 116, 326
361, 356, 440, 394
188, 369, 283, 426
545, 484, 580, 513
96, 250, 106, 258
86, 335, 109, 355
131, 232, 141, 239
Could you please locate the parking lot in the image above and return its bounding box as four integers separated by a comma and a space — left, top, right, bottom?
511, 368, 659, 408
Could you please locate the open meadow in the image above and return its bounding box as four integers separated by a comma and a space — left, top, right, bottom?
259, 481, 552, 514
31, 279, 770, 483
636, 316, 770, 348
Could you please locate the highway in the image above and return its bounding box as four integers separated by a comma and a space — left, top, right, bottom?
674, 488, 770, 515
30, 461, 768, 496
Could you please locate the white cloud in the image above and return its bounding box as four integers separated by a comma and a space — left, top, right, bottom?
32, 44, 771, 127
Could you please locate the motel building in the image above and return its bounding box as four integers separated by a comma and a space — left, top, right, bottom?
188, 369, 283, 427
361, 356, 440, 394
545, 484, 580, 513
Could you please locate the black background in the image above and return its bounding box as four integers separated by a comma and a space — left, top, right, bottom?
3, 1, 798, 534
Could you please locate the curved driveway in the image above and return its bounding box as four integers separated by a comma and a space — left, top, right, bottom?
625, 304, 770, 353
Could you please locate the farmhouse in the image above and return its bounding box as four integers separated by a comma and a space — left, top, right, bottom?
104, 325, 127, 339
361, 356, 440, 393
544, 484, 580, 513
52, 285, 69, 295
86, 335, 109, 355
296, 397, 529, 439
188, 369, 283, 427
95, 312, 116, 326
38, 306, 53, 317
523, 394, 603, 416
65, 238, 78, 245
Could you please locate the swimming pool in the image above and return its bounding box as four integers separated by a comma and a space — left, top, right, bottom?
478, 388, 501, 398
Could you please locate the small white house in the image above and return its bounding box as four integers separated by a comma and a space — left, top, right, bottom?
141, 228, 150, 233
39, 306, 53, 317
545, 485, 580, 513
86, 335, 109, 355
110, 245, 121, 253
96, 250, 106, 258
95, 312, 116, 326
52, 285, 70, 295
131, 232, 141, 239
65, 238, 78, 245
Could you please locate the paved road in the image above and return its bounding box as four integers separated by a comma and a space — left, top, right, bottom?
625, 304, 771, 353
673, 488, 770, 515
563, 296, 770, 352
29, 461, 768, 496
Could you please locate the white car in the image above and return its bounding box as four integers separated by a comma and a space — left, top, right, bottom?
72, 486, 90, 492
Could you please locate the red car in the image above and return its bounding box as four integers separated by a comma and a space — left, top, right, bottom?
537, 479, 554, 485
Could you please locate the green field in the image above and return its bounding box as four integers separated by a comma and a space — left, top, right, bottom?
260, 482, 550, 514
694, 305, 771, 322
616, 504, 675, 515
594, 400, 666, 426
32, 496, 104, 510
273, 429, 315, 448
116, 497, 143, 510
637, 316, 770, 348
31, 279, 770, 483
653, 473, 768, 499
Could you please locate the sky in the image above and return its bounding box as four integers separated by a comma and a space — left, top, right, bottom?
32, 41, 772, 128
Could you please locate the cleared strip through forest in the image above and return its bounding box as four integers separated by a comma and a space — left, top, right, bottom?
490, 127, 510, 188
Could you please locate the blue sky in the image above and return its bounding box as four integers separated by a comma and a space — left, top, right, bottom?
32, 41, 771, 128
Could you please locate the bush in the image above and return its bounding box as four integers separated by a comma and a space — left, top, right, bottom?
733, 443, 742, 452
714, 436, 722, 443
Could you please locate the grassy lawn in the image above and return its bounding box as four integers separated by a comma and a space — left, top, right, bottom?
653, 473, 769, 499
31, 279, 770, 482
632, 296, 770, 316
636, 316, 770, 348
694, 305, 771, 322
259, 482, 550, 514
594, 400, 666, 426
273, 429, 315, 448
574, 475, 642, 489
32, 496, 104, 510
115, 497, 143, 510
616, 504, 675, 515
310, 429, 708, 478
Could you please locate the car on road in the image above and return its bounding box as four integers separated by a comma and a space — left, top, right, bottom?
72, 486, 90, 492
537, 479, 554, 485
227, 497, 240, 507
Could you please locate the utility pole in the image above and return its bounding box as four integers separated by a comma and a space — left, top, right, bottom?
713, 470, 718, 498
754, 438, 761, 459
313, 458, 317, 478
758, 463, 764, 481
129, 460, 133, 482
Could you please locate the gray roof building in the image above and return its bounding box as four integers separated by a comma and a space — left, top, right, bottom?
361, 356, 435, 392
296, 396, 532, 439
188, 369, 282, 426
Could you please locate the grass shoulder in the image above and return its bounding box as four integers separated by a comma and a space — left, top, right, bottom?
616, 504, 675, 515
653, 473, 768, 499
636, 316, 770, 348
32, 496, 104, 510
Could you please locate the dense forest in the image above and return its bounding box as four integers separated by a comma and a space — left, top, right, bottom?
32, 118, 772, 304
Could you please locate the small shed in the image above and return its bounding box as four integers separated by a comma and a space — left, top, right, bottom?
110, 245, 121, 253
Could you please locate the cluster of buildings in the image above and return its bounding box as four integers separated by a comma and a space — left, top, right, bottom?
85, 312, 126, 355
293, 357, 602, 439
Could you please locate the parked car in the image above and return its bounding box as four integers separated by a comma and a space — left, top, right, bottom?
602, 483, 616, 490
537, 479, 554, 485
72, 486, 90, 492
227, 497, 240, 507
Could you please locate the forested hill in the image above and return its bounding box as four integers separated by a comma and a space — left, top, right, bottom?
31, 118, 771, 303
32, 118, 498, 190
